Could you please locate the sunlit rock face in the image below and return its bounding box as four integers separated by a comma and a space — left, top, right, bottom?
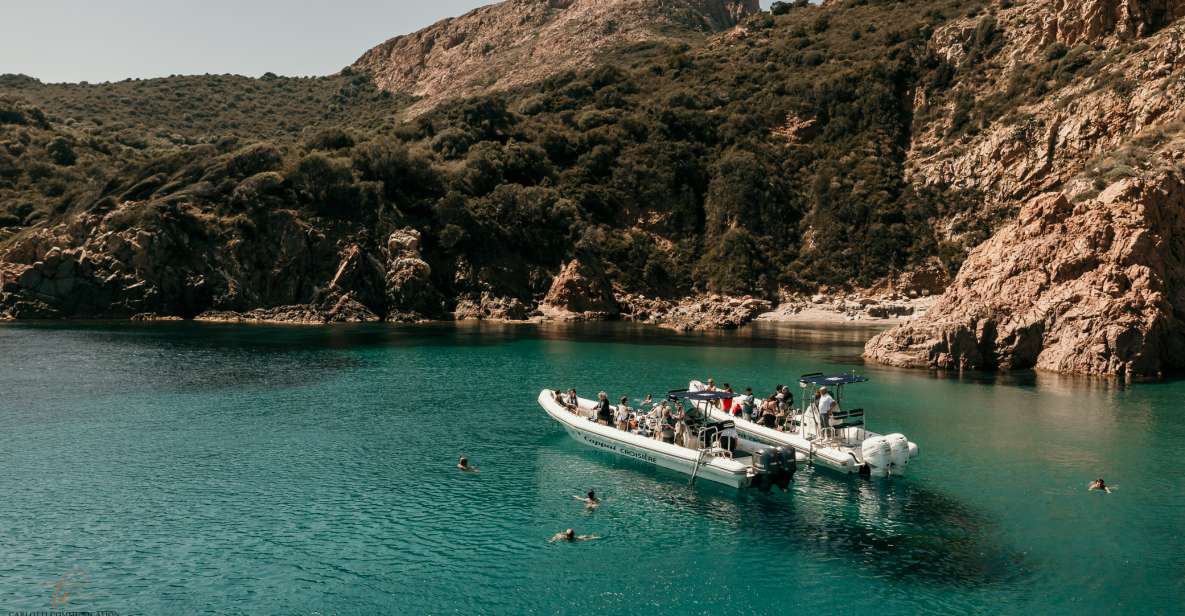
352, 0, 760, 116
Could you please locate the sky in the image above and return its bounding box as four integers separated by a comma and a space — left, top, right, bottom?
1, 1, 776, 84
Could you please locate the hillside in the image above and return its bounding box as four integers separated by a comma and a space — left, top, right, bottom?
353, 0, 761, 116
2, 0, 1185, 376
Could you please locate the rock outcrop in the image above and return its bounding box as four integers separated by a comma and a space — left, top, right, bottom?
454, 293, 533, 321
658, 295, 771, 332
352, 0, 760, 115
865, 175, 1185, 378
384, 228, 443, 322
539, 259, 619, 320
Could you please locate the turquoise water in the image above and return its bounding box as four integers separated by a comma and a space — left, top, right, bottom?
0, 321, 1183, 615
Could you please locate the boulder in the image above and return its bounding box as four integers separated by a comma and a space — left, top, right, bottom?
539, 259, 619, 320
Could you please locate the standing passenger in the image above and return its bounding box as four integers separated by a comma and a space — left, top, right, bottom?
738, 387, 755, 421
817, 386, 837, 432
721, 384, 735, 415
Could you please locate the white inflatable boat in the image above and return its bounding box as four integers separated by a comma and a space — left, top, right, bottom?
689, 374, 918, 477
538, 389, 802, 491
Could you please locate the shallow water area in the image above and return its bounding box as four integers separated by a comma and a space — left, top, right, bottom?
0, 320, 1182, 615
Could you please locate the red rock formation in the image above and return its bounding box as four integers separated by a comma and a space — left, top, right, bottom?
865, 174, 1185, 377
539, 259, 619, 320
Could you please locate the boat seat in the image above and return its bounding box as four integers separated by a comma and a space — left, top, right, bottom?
830, 408, 865, 429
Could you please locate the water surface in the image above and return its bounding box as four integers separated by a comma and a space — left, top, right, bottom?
0, 321, 1182, 615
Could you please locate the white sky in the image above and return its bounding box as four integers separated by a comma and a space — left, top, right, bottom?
1, 1, 777, 84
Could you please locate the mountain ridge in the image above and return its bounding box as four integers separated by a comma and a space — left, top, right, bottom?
352, 0, 760, 116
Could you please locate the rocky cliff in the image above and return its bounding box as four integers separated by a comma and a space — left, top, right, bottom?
353, 0, 759, 115
910, 0, 1185, 214
862, 0, 1185, 377
865, 175, 1185, 378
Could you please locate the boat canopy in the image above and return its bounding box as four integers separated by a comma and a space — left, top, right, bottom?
798, 373, 869, 387
668, 390, 739, 401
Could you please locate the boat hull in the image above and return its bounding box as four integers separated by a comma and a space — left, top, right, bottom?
688, 381, 917, 477
538, 391, 755, 489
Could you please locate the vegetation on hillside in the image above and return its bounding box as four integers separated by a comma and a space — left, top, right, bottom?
1, 0, 991, 313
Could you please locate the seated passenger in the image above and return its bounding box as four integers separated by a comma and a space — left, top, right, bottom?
595, 392, 613, 425
779, 385, 794, 410
759, 396, 778, 428
658, 406, 676, 443
567, 389, 580, 413
615, 396, 631, 431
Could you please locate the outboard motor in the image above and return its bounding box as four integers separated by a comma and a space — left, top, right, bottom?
751, 449, 775, 492
774, 447, 795, 491
861, 436, 892, 477
885, 433, 911, 474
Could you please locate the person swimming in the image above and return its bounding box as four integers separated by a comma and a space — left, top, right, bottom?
549, 528, 599, 543
1089, 478, 1111, 493
457, 456, 479, 473
575, 489, 600, 509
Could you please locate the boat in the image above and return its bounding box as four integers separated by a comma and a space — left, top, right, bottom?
537, 389, 800, 491
689, 373, 919, 477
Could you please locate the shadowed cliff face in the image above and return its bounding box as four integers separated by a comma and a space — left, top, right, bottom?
353, 0, 760, 116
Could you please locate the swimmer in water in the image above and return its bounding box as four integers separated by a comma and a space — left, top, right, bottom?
574, 489, 600, 509
1088, 478, 1111, 493
457, 456, 479, 473
549, 528, 600, 543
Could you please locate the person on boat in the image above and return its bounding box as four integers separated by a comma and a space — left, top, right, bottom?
774, 404, 788, 431
657, 404, 676, 443
567, 389, 580, 413
779, 385, 794, 410
721, 384, 736, 416
575, 489, 601, 509
615, 396, 631, 431
817, 386, 838, 431
549, 528, 599, 543
759, 395, 778, 428
458, 456, 479, 473
705, 378, 717, 392
554, 389, 570, 409
595, 392, 613, 426
737, 387, 756, 421
1089, 478, 1112, 493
